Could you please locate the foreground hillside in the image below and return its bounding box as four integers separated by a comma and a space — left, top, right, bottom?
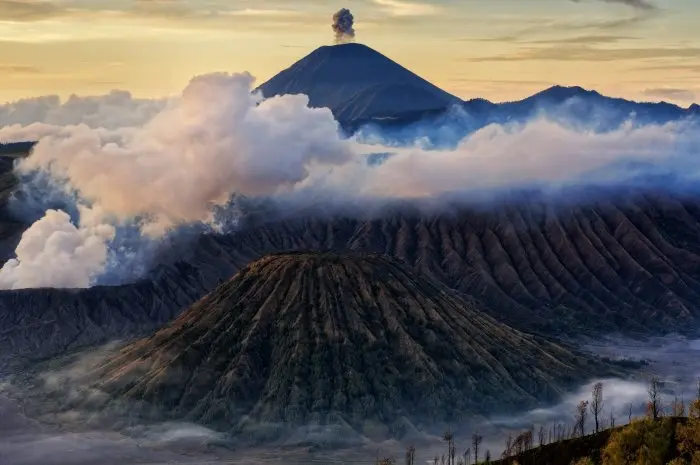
84, 252, 606, 441
492, 415, 698, 465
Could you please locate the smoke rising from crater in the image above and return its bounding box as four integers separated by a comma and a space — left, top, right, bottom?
332, 8, 355, 43
0, 71, 700, 289
0, 209, 114, 289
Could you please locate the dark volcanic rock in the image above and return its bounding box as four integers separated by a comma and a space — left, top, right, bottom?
0, 263, 207, 372
5, 191, 700, 370
0, 154, 30, 262
257, 43, 461, 124
176, 193, 700, 337
91, 252, 603, 439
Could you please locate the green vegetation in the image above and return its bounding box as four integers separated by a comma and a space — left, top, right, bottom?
602, 418, 676, 465
375, 379, 700, 465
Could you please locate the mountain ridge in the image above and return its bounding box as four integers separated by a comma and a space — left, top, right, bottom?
255, 43, 698, 129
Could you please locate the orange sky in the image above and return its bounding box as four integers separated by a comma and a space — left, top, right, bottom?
0, 0, 698, 105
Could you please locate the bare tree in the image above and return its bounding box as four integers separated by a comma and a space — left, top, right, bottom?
538, 425, 545, 446
647, 376, 661, 420
672, 395, 686, 417
610, 411, 615, 428
484, 450, 491, 464
472, 432, 483, 465
512, 432, 523, 455
575, 400, 589, 437
590, 382, 604, 433
406, 445, 416, 465
444, 430, 455, 465
464, 448, 471, 465
524, 429, 533, 450
628, 403, 633, 423
503, 434, 513, 458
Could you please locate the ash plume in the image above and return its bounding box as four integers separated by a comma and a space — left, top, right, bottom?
332, 8, 355, 43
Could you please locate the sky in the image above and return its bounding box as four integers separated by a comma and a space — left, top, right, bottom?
0, 0, 698, 105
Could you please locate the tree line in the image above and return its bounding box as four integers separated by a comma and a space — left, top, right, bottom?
375, 377, 700, 465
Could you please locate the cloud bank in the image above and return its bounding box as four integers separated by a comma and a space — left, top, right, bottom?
13, 72, 351, 236
0, 70, 699, 289
0, 90, 167, 130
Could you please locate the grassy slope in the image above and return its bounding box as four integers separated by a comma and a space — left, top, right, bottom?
492, 418, 687, 465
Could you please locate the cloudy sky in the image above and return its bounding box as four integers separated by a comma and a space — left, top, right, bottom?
0, 0, 698, 105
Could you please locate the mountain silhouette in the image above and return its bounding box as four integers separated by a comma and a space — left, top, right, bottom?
256, 43, 697, 131
257, 43, 461, 124
90, 252, 605, 441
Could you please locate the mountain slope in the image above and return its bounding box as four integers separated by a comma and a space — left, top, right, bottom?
0, 262, 207, 373
4, 190, 700, 372
91, 252, 605, 440
177, 191, 700, 337
3, 191, 700, 371
257, 43, 461, 123
495, 85, 695, 128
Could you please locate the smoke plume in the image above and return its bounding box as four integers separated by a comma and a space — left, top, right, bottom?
332, 8, 355, 43
3, 72, 352, 236
0, 209, 114, 289
0, 70, 700, 289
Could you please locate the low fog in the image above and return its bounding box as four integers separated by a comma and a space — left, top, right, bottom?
1, 336, 698, 464
0, 71, 699, 290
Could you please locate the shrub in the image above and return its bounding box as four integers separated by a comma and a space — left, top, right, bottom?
602, 419, 675, 465
676, 400, 700, 465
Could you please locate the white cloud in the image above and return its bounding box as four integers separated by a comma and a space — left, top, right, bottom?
1, 69, 700, 288
0, 209, 114, 289
2, 72, 352, 237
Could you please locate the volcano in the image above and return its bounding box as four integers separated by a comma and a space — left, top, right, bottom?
257, 43, 461, 124
91, 252, 605, 440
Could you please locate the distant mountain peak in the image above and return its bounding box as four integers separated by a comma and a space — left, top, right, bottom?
312, 42, 378, 58
535, 85, 601, 100
258, 42, 460, 123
